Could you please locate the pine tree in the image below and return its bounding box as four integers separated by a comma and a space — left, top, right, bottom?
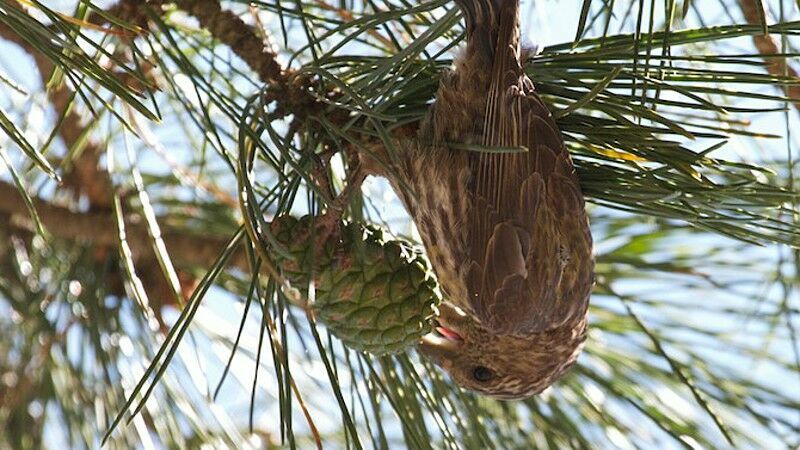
0, 0, 798, 448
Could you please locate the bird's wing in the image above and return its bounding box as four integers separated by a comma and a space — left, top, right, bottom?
466, 6, 592, 335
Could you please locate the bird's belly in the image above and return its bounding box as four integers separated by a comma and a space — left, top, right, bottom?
389, 145, 472, 305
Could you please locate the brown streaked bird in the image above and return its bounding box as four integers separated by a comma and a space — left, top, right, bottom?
379, 0, 594, 399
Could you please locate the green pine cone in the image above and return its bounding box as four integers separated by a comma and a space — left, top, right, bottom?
269, 215, 440, 355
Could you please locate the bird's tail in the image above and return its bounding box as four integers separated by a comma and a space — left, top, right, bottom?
453, 0, 520, 62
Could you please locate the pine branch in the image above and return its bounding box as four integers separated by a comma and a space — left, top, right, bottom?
0, 12, 112, 208
1, 3, 191, 324
738, 0, 800, 112
0, 180, 249, 278
98, 0, 346, 125
96, 0, 392, 176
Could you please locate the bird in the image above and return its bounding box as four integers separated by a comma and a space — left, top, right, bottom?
375, 0, 594, 399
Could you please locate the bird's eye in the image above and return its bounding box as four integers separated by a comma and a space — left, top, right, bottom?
472, 366, 494, 382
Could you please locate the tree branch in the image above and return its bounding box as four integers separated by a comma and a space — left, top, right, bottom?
738, 0, 800, 112
0, 4, 113, 209
98, 0, 332, 123
0, 180, 249, 274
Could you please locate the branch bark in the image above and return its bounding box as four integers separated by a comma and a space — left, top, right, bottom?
738, 0, 800, 112
97, 0, 335, 125
0, 181, 248, 271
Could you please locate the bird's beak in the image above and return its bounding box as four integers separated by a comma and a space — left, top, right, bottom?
418, 333, 460, 366
417, 302, 468, 365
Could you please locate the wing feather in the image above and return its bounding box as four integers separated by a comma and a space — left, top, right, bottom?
466, 3, 592, 335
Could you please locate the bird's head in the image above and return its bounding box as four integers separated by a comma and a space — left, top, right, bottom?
418, 301, 586, 399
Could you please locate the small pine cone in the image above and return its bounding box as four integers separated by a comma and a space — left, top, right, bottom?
269, 215, 441, 355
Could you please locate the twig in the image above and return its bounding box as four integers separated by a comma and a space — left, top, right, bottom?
0, 180, 249, 272
738, 0, 800, 112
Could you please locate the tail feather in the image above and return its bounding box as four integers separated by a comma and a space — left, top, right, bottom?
432, 0, 524, 143
453, 0, 495, 36
453, 0, 518, 43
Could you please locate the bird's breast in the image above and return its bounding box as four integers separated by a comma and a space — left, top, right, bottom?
389, 142, 473, 307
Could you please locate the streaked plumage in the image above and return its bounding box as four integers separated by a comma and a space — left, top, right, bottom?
383, 0, 593, 398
